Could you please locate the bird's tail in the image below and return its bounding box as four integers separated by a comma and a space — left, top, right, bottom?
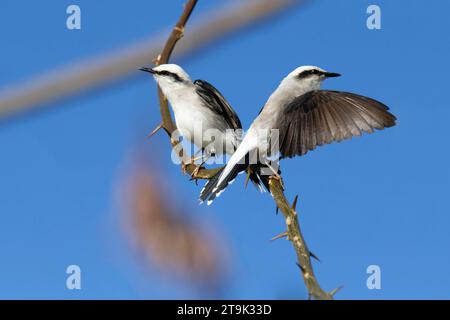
199, 160, 269, 205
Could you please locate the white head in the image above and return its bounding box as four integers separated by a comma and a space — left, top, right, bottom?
140, 64, 192, 97
280, 65, 341, 93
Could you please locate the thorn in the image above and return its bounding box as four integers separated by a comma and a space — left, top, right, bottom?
309, 251, 320, 262
329, 285, 344, 297
296, 262, 306, 273
270, 231, 288, 241
147, 122, 163, 139
292, 194, 299, 211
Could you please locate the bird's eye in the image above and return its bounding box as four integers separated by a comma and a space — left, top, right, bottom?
298, 70, 318, 78
157, 70, 183, 82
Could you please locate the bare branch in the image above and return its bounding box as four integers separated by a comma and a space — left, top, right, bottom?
150, 0, 336, 299
269, 178, 338, 299
154, 0, 198, 135
150, 0, 216, 179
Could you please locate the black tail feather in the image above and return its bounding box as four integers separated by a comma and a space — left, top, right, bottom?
199, 164, 245, 204
199, 162, 271, 205
199, 167, 225, 203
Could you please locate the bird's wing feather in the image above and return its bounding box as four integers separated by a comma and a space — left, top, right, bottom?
275, 90, 397, 158
194, 79, 242, 130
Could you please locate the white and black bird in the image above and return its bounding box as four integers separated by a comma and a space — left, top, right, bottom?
141, 63, 268, 188
200, 65, 397, 204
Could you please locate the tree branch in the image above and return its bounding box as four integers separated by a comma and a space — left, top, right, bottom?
154, 0, 198, 136
151, 0, 338, 300
151, 0, 218, 179
269, 178, 340, 300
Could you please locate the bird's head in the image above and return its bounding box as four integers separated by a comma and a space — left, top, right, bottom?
140, 64, 191, 93
283, 65, 341, 92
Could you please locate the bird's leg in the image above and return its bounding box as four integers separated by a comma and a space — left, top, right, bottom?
191, 154, 211, 178
189, 148, 203, 163
183, 148, 203, 173
181, 148, 199, 174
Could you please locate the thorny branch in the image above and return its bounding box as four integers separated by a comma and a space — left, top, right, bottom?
152, 0, 217, 178
269, 178, 341, 300
149, 0, 339, 300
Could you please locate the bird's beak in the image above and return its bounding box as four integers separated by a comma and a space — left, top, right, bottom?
139, 67, 156, 74
324, 72, 341, 78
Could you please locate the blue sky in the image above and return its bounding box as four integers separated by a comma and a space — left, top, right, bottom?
0, 0, 449, 299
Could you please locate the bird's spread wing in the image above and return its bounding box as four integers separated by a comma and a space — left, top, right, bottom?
275, 90, 397, 158
194, 79, 242, 130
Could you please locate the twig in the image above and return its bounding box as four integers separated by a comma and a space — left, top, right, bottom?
150, 0, 214, 179
269, 178, 339, 300
151, 0, 336, 299
154, 0, 197, 136
152, 0, 228, 179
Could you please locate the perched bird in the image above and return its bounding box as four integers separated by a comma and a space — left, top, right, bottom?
200, 65, 397, 204
141, 63, 268, 188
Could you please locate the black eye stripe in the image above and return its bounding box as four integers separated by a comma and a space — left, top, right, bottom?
155, 70, 183, 82
298, 69, 323, 78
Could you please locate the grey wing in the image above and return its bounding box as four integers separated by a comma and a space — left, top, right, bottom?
194, 79, 242, 130
275, 90, 397, 158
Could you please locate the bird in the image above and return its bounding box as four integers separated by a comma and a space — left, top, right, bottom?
140, 63, 268, 189
200, 65, 397, 204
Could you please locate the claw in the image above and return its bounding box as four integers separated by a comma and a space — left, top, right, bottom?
190, 165, 201, 178
189, 154, 210, 180
189, 177, 199, 185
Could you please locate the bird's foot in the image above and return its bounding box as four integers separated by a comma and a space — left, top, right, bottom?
190, 164, 202, 178
188, 165, 204, 186
190, 155, 204, 163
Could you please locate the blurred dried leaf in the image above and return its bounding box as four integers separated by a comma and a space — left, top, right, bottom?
122, 160, 229, 291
